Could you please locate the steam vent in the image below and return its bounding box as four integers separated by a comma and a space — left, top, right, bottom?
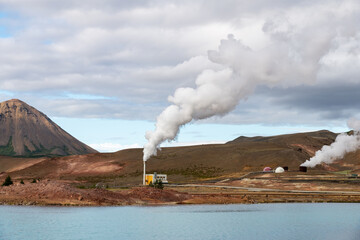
0, 99, 97, 157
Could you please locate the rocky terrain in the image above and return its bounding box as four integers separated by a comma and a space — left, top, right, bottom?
0, 99, 97, 156
0, 180, 193, 206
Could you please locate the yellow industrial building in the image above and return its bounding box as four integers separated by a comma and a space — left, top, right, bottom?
145, 172, 168, 185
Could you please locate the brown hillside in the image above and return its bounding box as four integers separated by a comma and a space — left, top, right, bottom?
0, 99, 97, 157
228, 130, 337, 145
2, 130, 351, 186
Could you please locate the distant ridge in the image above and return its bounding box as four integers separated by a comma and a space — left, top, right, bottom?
227, 130, 337, 144
0, 99, 97, 157
3, 128, 358, 183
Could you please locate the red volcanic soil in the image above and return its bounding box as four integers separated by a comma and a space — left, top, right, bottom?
0, 179, 262, 206
0, 180, 191, 206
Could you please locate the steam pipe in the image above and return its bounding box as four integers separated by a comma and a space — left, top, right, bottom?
143, 161, 145, 185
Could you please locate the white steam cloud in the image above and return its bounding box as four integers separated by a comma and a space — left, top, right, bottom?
302, 118, 360, 168
143, 4, 360, 162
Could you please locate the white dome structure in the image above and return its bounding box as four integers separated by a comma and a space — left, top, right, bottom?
275, 167, 285, 173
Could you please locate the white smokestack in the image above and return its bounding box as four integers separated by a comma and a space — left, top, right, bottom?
143, 161, 146, 185
301, 118, 360, 168
143, 5, 360, 162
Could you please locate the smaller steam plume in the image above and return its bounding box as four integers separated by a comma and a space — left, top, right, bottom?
301, 118, 360, 168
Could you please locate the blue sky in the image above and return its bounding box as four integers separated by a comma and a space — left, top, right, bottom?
0, 12, 9, 38
0, 26, 8, 38
53, 117, 346, 152
0, 11, 21, 38
0, 0, 359, 152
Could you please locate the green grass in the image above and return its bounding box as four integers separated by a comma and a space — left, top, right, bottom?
333, 170, 352, 175
0, 136, 72, 157
0, 137, 16, 156
23, 143, 71, 157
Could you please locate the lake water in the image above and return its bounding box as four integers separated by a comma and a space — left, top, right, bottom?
0, 203, 359, 240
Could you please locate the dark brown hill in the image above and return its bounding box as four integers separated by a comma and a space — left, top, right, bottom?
0, 99, 97, 157
141, 130, 338, 175
228, 130, 337, 145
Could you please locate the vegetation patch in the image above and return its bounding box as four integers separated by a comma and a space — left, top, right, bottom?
75, 174, 125, 182
0, 137, 16, 156
23, 143, 70, 157
334, 170, 352, 175
159, 164, 224, 178
2, 176, 13, 186
148, 179, 164, 189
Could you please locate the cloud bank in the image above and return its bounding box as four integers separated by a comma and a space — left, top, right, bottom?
0, 0, 359, 130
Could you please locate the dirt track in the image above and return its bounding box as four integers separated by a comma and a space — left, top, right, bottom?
167, 184, 360, 204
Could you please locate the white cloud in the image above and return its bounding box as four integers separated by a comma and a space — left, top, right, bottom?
89, 141, 226, 153
89, 143, 141, 153
163, 141, 226, 148
0, 0, 359, 129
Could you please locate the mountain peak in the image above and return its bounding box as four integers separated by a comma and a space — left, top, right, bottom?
0, 99, 97, 157
6, 98, 24, 103
2, 98, 29, 106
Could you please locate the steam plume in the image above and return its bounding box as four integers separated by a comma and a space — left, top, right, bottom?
143, 6, 358, 161
301, 118, 360, 168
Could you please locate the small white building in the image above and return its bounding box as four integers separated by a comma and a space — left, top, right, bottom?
275, 167, 285, 173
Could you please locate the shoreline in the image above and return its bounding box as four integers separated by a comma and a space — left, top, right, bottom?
1, 198, 360, 207
1, 180, 360, 206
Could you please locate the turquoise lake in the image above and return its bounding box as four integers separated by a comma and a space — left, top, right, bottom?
0, 203, 359, 240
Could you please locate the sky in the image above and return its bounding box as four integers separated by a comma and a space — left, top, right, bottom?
0, 0, 359, 152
